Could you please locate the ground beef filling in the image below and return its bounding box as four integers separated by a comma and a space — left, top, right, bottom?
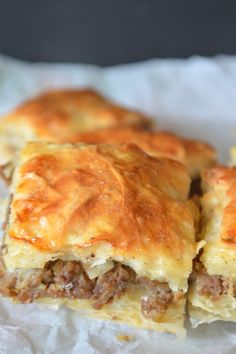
139, 278, 174, 320
0, 258, 178, 319
191, 262, 232, 300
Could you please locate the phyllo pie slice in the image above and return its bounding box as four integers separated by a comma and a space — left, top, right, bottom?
73, 127, 217, 180
0, 89, 152, 181
189, 165, 236, 326
0, 142, 199, 336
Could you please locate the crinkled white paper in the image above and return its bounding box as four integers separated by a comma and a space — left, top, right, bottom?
0, 54, 235, 354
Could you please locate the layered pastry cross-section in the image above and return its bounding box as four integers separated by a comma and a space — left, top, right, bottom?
74, 127, 217, 180
0, 89, 152, 181
189, 165, 236, 326
0, 142, 199, 336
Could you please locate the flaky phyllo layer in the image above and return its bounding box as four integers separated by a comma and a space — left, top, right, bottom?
0, 89, 217, 183
0, 142, 200, 335
0, 257, 184, 323
70, 126, 217, 179
189, 165, 236, 325
0, 89, 152, 182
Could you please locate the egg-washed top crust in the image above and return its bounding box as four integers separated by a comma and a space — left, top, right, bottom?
0, 89, 152, 141
73, 127, 217, 179
4, 142, 198, 291
200, 166, 236, 278
202, 166, 236, 245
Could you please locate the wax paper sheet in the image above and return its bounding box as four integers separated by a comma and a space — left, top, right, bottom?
0, 54, 235, 354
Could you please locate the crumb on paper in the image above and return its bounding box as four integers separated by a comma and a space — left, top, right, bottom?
116, 334, 135, 342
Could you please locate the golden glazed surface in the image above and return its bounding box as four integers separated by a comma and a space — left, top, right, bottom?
189, 165, 236, 326
1, 89, 152, 141
0, 90, 153, 178
202, 166, 236, 247
4, 142, 198, 291
199, 165, 236, 278
74, 127, 217, 179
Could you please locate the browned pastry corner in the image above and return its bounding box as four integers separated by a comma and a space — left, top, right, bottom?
0, 142, 200, 336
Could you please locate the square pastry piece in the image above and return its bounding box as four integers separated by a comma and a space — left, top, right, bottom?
0, 89, 152, 181
1, 142, 199, 336
189, 165, 236, 326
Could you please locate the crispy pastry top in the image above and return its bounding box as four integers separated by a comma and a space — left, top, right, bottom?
0, 89, 152, 141
200, 165, 236, 278
202, 166, 236, 245
4, 142, 198, 290
73, 127, 217, 179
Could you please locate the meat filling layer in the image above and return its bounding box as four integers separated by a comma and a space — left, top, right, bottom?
0, 257, 182, 320
191, 262, 235, 300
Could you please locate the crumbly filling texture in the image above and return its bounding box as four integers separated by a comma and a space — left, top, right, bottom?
191, 261, 236, 300
0, 257, 183, 320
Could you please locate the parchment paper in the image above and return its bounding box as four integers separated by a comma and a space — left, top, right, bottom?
0, 54, 235, 354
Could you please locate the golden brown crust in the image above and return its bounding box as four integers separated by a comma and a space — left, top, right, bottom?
188, 165, 236, 325
4, 142, 198, 290
73, 127, 217, 178
182, 139, 217, 179
202, 166, 236, 246
9, 142, 190, 251
2, 89, 152, 141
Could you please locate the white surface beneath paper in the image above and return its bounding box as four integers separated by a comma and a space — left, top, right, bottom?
0, 54, 235, 354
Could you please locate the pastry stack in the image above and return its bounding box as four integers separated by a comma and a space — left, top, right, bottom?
0, 89, 234, 337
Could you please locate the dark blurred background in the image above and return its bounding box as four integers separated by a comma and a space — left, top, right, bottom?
0, 0, 235, 66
